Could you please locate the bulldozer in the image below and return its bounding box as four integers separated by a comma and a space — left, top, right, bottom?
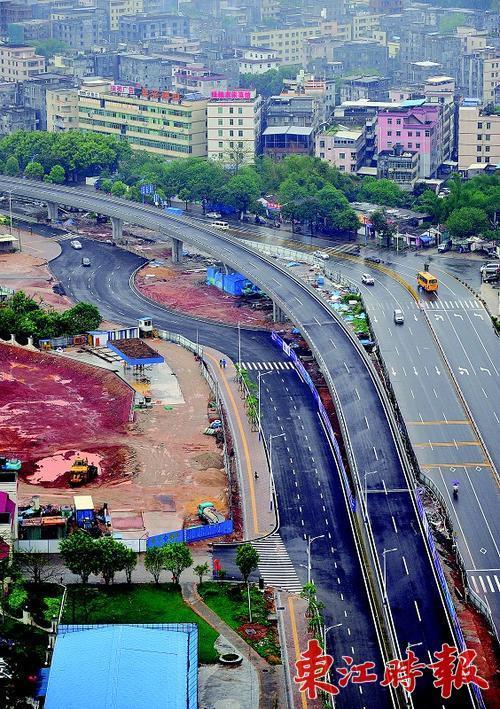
68, 457, 98, 487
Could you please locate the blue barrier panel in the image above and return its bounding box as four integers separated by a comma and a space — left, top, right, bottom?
185, 519, 233, 543
271, 332, 356, 511
147, 529, 184, 548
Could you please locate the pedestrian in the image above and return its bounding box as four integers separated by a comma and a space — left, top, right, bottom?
219, 358, 222, 368
254, 471, 259, 480
222, 359, 227, 368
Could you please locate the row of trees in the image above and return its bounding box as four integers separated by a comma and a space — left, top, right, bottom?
0, 291, 102, 344
0, 130, 131, 182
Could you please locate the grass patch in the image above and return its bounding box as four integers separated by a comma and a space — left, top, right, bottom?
61, 584, 219, 664
198, 582, 281, 664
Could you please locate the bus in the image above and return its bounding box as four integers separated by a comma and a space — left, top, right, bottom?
417, 271, 438, 292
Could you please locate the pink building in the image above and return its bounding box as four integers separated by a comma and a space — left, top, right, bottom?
377, 103, 440, 178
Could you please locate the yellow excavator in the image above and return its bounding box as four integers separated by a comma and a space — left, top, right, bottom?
68, 458, 98, 487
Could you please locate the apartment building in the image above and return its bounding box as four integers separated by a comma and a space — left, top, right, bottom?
46, 86, 79, 131
51, 7, 108, 50
173, 65, 227, 97
0, 44, 45, 82
377, 102, 441, 178
239, 47, 280, 75
118, 12, 190, 43
207, 89, 262, 165
458, 104, 500, 171
423, 76, 456, 166
460, 47, 500, 105
315, 128, 366, 172
79, 84, 208, 159
108, 0, 143, 31
377, 144, 419, 190
250, 24, 321, 66
351, 13, 381, 40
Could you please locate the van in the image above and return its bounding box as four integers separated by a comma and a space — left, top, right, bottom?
212, 221, 229, 230
417, 271, 438, 292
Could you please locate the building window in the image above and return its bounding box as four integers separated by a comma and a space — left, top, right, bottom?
416, 143, 420, 148
425, 131, 430, 137
477, 134, 482, 140
388, 119, 392, 125
416, 131, 420, 137
218, 141, 223, 148
238, 107, 243, 114
229, 119, 234, 125
238, 119, 243, 125
229, 107, 234, 114
408, 142, 412, 148
408, 131, 412, 137
320, 140, 325, 148
218, 107, 223, 114
238, 130, 243, 137
477, 145, 482, 152
478, 122, 483, 128
396, 131, 401, 136
485, 146, 490, 152
396, 119, 401, 125
339, 152, 345, 159
387, 131, 392, 136
218, 129, 222, 137
218, 119, 223, 125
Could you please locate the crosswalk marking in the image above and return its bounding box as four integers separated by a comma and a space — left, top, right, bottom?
418, 299, 483, 311
241, 361, 294, 371
251, 533, 303, 593
470, 573, 500, 593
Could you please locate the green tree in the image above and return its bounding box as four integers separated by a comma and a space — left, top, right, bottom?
162, 542, 193, 585
46, 164, 65, 184
4, 156, 20, 176
99, 178, 113, 193
123, 547, 137, 583
235, 543, 259, 583
61, 302, 102, 334
144, 546, 165, 584
14, 549, 55, 586
59, 530, 101, 584
193, 562, 210, 585
24, 161, 45, 180
110, 180, 128, 197
371, 209, 396, 247
358, 177, 405, 207
95, 537, 130, 585
30, 39, 67, 59
225, 170, 262, 216
446, 206, 489, 239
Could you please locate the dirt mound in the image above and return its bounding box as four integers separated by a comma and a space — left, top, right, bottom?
189, 451, 223, 470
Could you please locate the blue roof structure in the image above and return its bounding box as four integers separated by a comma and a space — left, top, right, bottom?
106, 338, 164, 366
44, 624, 198, 709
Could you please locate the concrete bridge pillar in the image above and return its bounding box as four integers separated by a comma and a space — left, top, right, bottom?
171, 237, 183, 264
46, 201, 59, 222
111, 216, 123, 242
272, 302, 286, 323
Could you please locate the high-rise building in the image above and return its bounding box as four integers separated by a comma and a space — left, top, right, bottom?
46, 86, 79, 132
458, 104, 500, 171
207, 89, 262, 165
460, 47, 500, 105
78, 83, 208, 159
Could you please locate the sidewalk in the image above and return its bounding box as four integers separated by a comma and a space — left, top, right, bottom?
203, 347, 277, 540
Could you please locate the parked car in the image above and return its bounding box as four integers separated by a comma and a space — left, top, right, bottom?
437, 241, 452, 253
480, 262, 500, 281
81, 257, 91, 267
71, 240, 82, 250
361, 273, 375, 285
206, 211, 222, 219
393, 308, 404, 324
255, 215, 267, 225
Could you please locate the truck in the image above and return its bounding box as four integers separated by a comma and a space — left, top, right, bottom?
197, 501, 225, 525
69, 458, 98, 487
73, 495, 95, 530
0, 457, 21, 471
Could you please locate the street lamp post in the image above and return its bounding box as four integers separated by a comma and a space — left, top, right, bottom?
257, 370, 272, 440
322, 622, 342, 652
382, 547, 398, 602
406, 641, 422, 655
306, 534, 325, 585
269, 433, 285, 512
237, 321, 241, 371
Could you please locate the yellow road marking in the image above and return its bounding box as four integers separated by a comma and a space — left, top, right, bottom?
407, 420, 470, 425
413, 441, 482, 448
205, 352, 260, 536
289, 596, 308, 709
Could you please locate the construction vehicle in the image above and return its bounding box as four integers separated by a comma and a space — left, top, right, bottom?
0, 457, 21, 471
68, 457, 98, 487
197, 501, 225, 525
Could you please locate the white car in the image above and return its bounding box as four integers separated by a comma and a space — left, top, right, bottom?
71, 240, 82, 249
206, 211, 222, 219
393, 308, 405, 324
313, 251, 330, 261
361, 273, 375, 285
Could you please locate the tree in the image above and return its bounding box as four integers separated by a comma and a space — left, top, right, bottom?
123, 547, 137, 584
358, 177, 405, 207
4, 156, 20, 177
162, 542, 193, 585
59, 530, 101, 584
61, 302, 102, 334
193, 562, 210, 585
371, 209, 396, 247
95, 537, 130, 585
144, 546, 165, 584
110, 180, 128, 197
224, 169, 262, 216
14, 549, 55, 586
30, 39, 67, 59
46, 164, 65, 184
24, 161, 44, 180
235, 543, 259, 583
446, 206, 489, 239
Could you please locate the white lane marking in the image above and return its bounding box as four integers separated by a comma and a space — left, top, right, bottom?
391, 516, 398, 534
294, 296, 303, 306
329, 338, 337, 350
402, 556, 409, 575
414, 600, 422, 622
364, 416, 370, 429
373, 447, 378, 461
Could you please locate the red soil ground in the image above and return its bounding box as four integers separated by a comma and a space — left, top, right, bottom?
0, 344, 133, 479
135, 262, 274, 329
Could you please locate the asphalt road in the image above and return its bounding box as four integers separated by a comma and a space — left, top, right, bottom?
48, 238, 472, 706
330, 251, 500, 636
1, 178, 473, 706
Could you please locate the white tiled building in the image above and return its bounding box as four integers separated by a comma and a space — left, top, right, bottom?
207, 89, 263, 165
239, 47, 280, 75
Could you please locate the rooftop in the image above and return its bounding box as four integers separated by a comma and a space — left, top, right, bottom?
107, 338, 164, 366
44, 624, 197, 709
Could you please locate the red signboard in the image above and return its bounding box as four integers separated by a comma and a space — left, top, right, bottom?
210, 89, 252, 100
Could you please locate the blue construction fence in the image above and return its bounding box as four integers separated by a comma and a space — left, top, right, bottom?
271, 331, 356, 511
147, 519, 233, 548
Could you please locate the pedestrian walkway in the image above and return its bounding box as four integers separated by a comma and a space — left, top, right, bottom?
203, 347, 277, 540
251, 534, 303, 593
181, 581, 284, 708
